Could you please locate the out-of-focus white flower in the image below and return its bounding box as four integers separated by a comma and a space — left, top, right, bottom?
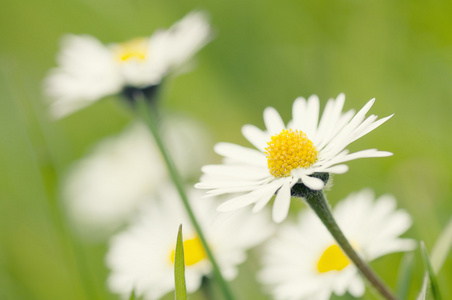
259, 189, 416, 300
64, 115, 211, 239
106, 184, 274, 300
45, 11, 212, 118
196, 94, 393, 223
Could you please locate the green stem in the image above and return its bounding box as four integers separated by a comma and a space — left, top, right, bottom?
304, 191, 397, 300
136, 99, 235, 300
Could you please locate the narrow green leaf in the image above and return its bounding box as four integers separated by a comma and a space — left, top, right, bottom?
430, 217, 452, 274
416, 273, 428, 300
174, 224, 187, 300
129, 289, 136, 300
420, 241, 441, 300
396, 252, 415, 299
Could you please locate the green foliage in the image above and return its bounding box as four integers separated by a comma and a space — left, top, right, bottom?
396, 252, 415, 300
417, 219, 452, 300
430, 217, 452, 274
419, 242, 441, 300
174, 225, 187, 300
417, 274, 429, 300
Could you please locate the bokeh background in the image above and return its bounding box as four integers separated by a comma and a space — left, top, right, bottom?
1, 0, 451, 299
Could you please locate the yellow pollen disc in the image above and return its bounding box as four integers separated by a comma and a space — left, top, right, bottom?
170, 236, 207, 267
317, 244, 350, 273
115, 38, 148, 62
265, 129, 318, 177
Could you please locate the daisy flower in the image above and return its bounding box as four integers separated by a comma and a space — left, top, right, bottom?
196, 94, 393, 222
64, 115, 211, 239
45, 11, 212, 118
106, 184, 274, 300
259, 189, 416, 300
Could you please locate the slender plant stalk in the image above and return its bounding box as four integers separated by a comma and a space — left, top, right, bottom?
136, 99, 235, 300
304, 191, 398, 300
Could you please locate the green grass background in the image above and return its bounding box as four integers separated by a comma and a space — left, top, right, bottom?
0, 0, 451, 299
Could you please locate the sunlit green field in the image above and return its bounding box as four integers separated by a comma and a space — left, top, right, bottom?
1, 0, 451, 299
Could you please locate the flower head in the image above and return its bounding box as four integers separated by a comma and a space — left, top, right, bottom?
45, 11, 212, 118
106, 184, 274, 300
196, 94, 393, 222
259, 189, 416, 300
64, 116, 211, 239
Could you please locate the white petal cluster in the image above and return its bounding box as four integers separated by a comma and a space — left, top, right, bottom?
106, 184, 274, 300
196, 94, 393, 222
259, 189, 416, 300
45, 11, 212, 118
64, 116, 211, 239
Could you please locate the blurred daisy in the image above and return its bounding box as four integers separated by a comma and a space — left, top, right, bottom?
259, 189, 416, 300
45, 11, 212, 118
196, 94, 393, 222
64, 115, 211, 239
106, 184, 274, 300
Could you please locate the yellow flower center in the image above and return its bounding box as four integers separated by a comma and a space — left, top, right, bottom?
317, 244, 350, 273
265, 129, 318, 177
115, 38, 148, 62
170, 236, 207, 267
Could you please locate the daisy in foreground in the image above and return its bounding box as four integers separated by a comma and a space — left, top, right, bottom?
106, 184, 273, 300
259, 189, 416, 300
196, 94, 393, 222
45, 11, 211, 118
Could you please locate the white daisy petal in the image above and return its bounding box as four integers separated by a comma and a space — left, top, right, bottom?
153, 11, 212, 74
201, 164, 270, 180
304, 94, 320, 137
323, 109, 356, 148
292, 96, 307, 129
45, 34, 122, 118
195, 178, 271, 189
327, 149, 393, 166
321, 164, 349, 174
264, 107, 286, 134
217, 193, 262, 211
252, 194, 275, 213
348, 276, 365, 297
252, 179, 286, 213
203, 184, 267, 196
315, 97, 335, 136
214, 142, 267, 166
352, 114, 394, 143
300, 174, 325, 190
320, 98, 377, 155
272, 179, 293, 223
218, 180, 284, 212
242, 124, 270, 151
315, 93, 352, 147
351, 98, 376, 125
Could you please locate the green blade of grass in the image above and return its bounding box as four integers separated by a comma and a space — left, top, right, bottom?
174, 224, 187, 300
420, 241, 441, 300
430, 217, 452, 274
416, 273, 429, 300
129, 289, 136, 300
396, 252, 414, 299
